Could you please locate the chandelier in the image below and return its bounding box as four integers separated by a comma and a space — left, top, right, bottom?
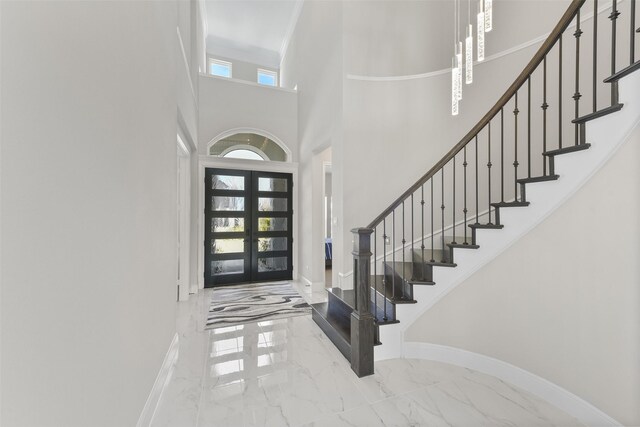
452, 0, 493, 116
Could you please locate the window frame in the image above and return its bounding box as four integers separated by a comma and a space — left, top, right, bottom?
208, 58, 233, 78
257, 68, 278, 87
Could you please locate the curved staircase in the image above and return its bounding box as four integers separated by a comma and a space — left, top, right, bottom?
312, 0, 640, 377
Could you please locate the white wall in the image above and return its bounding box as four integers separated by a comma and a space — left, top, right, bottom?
405, 122, 640, 426
0, 1, 183, 425
0, 1, 3, 421
280, 0, 344, 288
198, 74, 298, 158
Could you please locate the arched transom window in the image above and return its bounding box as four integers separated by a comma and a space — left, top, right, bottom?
209, 133, 287, 162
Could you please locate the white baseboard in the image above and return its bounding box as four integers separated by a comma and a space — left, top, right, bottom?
136, 333, 179, 427
300, 274, 324, 292
403, 342, 621, 427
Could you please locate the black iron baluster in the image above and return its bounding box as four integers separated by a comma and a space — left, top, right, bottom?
593, 0, 598, 113
430, 178, 435, 262
631, 0, 636, 64
382, 217, 387, 321
392, 209, 396, 300
559, 34, 563, 149
421, 185, 425, 266
463, 146, 469, 244
373, 226, 377, 321
452, 156, 457, 244
610, 0, 620, 104
475, 135, 479, 224
488, 122, 493, 224
500, 108, 505, 201
411, 193, 414, 269
528, 76, 532, 177
574, 8, 583, 146
514, 92, 520, 201
441, 168, 445, 262
402, 201, 406, 287
543, 57, 549, 175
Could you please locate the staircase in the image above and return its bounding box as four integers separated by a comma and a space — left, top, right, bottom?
312, 0, 640, 377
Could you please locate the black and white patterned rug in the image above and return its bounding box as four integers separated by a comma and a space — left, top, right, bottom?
206, 282, 311, 329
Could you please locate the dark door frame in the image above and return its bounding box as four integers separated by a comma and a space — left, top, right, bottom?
203, 167, 294, 287
198, 159, 298, 290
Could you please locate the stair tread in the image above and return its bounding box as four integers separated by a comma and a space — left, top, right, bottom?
443, 236, 473, 246
375, 318, 400, 326
410, 248, 453, 264
572, 104, 623, 124
490, 201, 530, 207
469, 223, 504, 229
448, 241, 479, 249
517, 174, 560, 184
409, 251, 457, 267
543, 143, 591, 156
604, 61, 640, 83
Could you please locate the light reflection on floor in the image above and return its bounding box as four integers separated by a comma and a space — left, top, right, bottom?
151, 282, 582, 427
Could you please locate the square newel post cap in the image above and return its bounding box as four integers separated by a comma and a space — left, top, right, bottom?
351, 227, 373, 254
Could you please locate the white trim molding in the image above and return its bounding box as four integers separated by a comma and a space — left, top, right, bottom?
136, 333, 179, 427
176, 26, 196, 101
206, 127, 293, 162
279, 0, 304, 68
403, 342, 622, 427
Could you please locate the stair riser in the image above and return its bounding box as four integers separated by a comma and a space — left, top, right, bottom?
311, 307, 351, 361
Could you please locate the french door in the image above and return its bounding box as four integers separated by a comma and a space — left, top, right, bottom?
204, 168, 293, 287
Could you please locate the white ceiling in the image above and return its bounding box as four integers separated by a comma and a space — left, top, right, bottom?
204, 0, 303, 69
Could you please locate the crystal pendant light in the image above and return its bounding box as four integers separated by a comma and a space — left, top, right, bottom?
477, 0, 485, 61
451, 0, 461, 115
452, 57, 459, 116
457, 41, 463, 99
484, 0, 492, 32
465, 24, 473, 84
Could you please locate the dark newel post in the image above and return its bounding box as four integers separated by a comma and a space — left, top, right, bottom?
350, 227, 375, 377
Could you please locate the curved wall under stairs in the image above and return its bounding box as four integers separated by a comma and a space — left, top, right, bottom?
377, 71, 640, 426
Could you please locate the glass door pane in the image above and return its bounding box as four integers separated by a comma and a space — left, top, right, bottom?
204, 168, 252, 286
251, 171, 293, 282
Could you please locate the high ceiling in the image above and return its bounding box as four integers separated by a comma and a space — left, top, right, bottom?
204, 0, 303, 69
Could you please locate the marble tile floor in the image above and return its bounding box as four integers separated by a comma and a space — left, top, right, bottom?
151, 282, 583, 427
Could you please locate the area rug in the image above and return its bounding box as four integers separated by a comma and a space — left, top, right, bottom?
206, 282, 311, 329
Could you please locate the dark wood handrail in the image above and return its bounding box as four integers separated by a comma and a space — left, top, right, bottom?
367, 0, 586, 229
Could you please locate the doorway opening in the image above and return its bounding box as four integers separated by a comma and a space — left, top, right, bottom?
324, 163, 332, 288
204, 168, 293, 287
